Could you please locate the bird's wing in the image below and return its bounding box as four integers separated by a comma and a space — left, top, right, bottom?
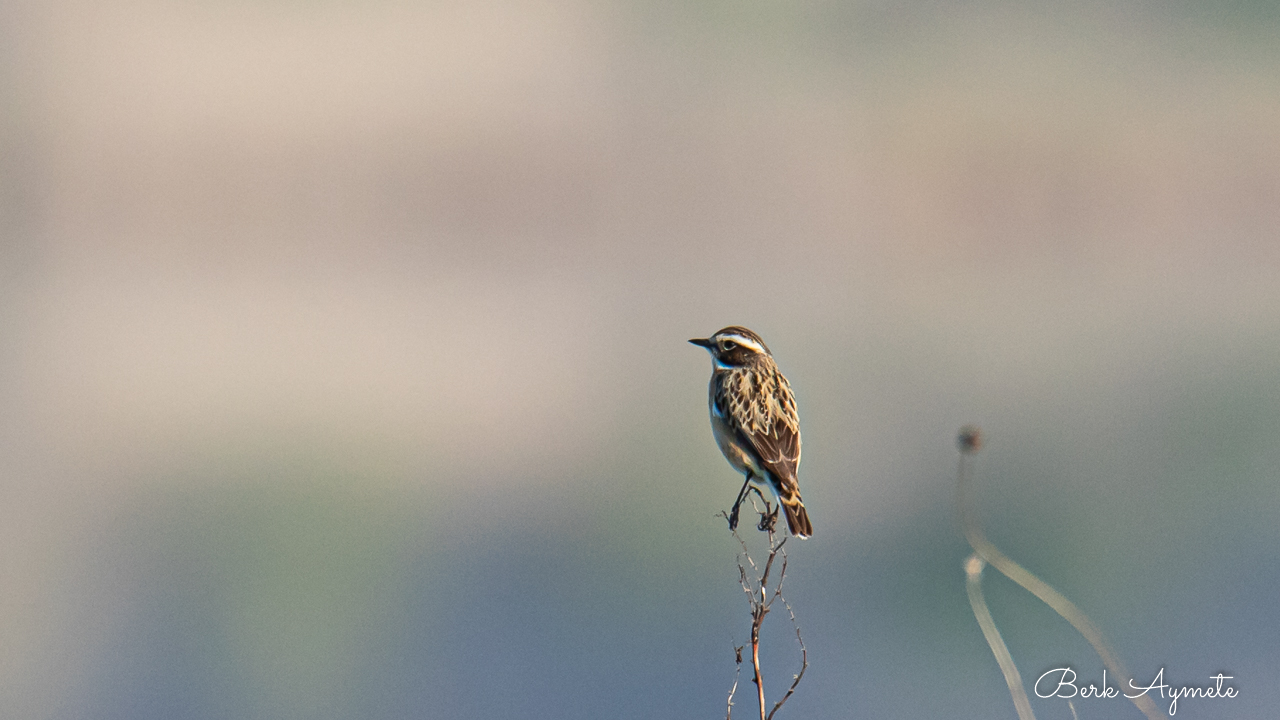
737, 417, 800, 487
722, 370, 802, 487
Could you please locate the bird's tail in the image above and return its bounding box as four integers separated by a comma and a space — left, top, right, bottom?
779, 494, 813, 539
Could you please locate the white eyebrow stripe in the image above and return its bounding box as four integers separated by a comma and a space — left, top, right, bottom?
719, 334, 765, 354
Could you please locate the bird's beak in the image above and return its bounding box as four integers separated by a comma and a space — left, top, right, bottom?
689, 337, 714, 349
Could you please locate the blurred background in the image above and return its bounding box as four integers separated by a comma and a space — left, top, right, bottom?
2, 1, 1278, 718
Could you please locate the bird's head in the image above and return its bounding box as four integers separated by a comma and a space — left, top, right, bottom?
689, 326, 772, 369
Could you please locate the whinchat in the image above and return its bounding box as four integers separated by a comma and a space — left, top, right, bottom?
690, 326, 813, 538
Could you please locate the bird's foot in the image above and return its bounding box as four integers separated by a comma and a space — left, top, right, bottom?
757, 503, 779, 533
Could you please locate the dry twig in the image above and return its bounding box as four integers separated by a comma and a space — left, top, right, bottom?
722, 489, 808, 720
726, 645, 743, 719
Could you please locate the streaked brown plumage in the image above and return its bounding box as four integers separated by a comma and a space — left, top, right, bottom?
690, 326, 813, 538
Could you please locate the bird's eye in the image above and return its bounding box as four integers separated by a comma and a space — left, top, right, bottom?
720, 340, 737, 352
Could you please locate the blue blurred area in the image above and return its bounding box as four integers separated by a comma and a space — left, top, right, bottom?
56, 393, 1280, 718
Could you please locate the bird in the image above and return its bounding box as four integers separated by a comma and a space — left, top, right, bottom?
690, 326, 813, 538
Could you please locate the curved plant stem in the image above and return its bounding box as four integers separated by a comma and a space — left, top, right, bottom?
965, 553, 1037, 720
957, 452, 1163, 720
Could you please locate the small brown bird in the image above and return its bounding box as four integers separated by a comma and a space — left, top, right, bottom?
690, 326, 813, 538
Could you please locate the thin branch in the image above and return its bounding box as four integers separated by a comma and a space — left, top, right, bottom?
758, 537, 783, 596
965, 553, 1036, 720
726, 645, 743, 720
752, 608, 766, 720
956, 427, 1163, 720
766, 593, 808, 720
724, 493, 807, 720
768, 551, 789, 607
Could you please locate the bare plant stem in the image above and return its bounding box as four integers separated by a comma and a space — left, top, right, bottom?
957, 445, 1163, 720
769, 595, 808, 719
752, 613, 766, 720
724, 491, 808, 720
965, 553, 1037, 720
726, 646, 743, 719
